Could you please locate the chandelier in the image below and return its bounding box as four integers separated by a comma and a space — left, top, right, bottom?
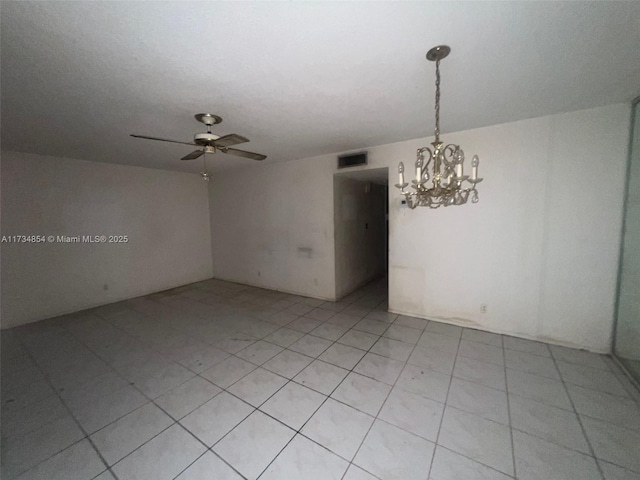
395, 45, 482, 209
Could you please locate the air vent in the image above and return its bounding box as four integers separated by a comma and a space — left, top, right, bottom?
338, 152, 367, 169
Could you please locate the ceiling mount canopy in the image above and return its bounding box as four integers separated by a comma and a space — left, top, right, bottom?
395, 46, 483, 209
194, 113, 223, 126
426, 45, 450, 61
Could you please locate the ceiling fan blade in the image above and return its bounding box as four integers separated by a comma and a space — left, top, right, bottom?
130, 134, 195, 146
221, 147, 266, 161
214, 134, 249, 148
181, 150, 204, 161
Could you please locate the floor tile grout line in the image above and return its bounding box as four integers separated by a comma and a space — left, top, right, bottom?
94, 285, 330, 374
435, 443, 520, 480
171, 449, 248, 480
342, 319, 433, 480
245, 287, 390, 475
553, 359, 635, 395
75, 310, 223, 402
226, 305, 394, 478
503, 334, 518, 479
176, 311, 384, 476
57, 310, 267, 479
503, 362, 635, 402
10, 333, 118, 480
58, 319, 222, 476
548, 347, 606, 480
413, 335, 526, 478
254, 314, 400, 480
8, 278, 638, 480
606, 355, 640, 408
419, 339, 627, 461
505, 382, 640, 435
87, 368, 237, 479
185, 311, 389, 421
119, 282, 323, 360
425, 329, 463, 480
1, 391, 77, 446
335, 331, 406, 480
8, 305, 426, 480
388, 330, 530, 478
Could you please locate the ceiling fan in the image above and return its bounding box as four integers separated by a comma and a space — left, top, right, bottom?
130, 113, 266, 162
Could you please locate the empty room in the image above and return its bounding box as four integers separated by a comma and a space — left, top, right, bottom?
2, 2, 640, 479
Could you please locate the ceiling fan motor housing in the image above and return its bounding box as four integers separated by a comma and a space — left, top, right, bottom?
194, 133, 219, 145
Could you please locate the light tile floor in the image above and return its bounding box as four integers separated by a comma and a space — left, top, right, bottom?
2, 278, 640, 480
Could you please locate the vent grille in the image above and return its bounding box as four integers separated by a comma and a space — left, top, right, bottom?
338, 152, 367, 169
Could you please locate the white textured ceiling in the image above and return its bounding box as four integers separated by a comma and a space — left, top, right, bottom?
2, 1, 640, 173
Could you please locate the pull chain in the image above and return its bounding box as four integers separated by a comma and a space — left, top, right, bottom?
201, 156, 210, 181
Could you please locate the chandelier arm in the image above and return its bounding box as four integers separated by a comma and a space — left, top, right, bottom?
418, 147, 433, 184
422, 148, 433, 173
441, 144, 458, 168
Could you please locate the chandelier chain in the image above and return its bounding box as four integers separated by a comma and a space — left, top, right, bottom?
434, 58, 441, 143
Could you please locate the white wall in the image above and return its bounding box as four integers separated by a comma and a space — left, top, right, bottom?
334, 176, 386, 299
208, 158, 336, 300
1, 151, 213, 328
209, 104, 630, 352
388, 104, 629, 352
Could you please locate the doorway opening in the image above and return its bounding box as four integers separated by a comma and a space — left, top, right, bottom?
333, 167, 389, 301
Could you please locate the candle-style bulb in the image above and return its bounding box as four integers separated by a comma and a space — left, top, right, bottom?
397, 162, 405, 188
415, 156, 423, 184
471, 155, 479, 181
